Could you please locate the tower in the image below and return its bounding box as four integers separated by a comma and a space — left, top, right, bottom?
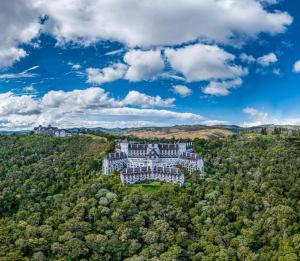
178, 142, 187, 155
120, 139, 129, 154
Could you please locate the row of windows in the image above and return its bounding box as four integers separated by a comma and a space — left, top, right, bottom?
121, 176, 184, 184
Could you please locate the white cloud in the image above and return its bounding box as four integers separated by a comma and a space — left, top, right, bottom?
273, 68, 281, 76
0, 0, 41, 68
241, 117, 300, 128
277, 118, 300, 126
22, 85, 37, 94
257, 52, 278, 66
172, 85, 192, 97
72, 64, 81, 70
240, 53, 256, 64
293, 60, 300, 73
98, 107, 202, 121
201, 120, 230, 126
27, 65, 40, 72
121, 90, 175, 107
41, 88, 175, 109
0, 87, 204, 130
241, 107, 300, 127
240, 52, 278, 67
104, 49, 124, 56
202, 78, 243, 96
165, 44, 247, 82
86, 63, 127, 84
86, 49, 164, 84
0, 66, 38, 79
34, 0, 292, 47
124, 50, 164, 81
242, 107, 269, 126
0, 47, 27, 68
0, 0, 292, 70
243, 107, 268, 120
42, 87, 120, 109
0, 92, 40, 116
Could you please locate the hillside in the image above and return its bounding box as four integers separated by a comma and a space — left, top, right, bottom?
0, 134, 299, 260
96, 124, 300, 140
123, 128, 231, 140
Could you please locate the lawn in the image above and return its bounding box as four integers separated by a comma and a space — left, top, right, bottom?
127, 181, 165, 193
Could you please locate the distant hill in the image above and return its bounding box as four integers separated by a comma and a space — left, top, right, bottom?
104, 124, 300, 140
2, 124, 300, 139
120, 125, 233, 140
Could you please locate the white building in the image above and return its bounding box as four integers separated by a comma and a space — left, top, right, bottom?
102, 141, 204, 186
121, 166, 184, 186
33, 125, 73, 137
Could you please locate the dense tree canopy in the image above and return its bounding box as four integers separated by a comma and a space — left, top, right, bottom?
0, 133, 299, 260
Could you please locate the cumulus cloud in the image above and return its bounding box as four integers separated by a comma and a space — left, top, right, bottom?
41, 87, 119, 109
86, 63, 127, 84
202, 78, 243, 96
172, 85, 192, 97
121, 91, 175, 107
124, 50, 164, 81
34, 0, 292, 47
0, 92, 40, 116
0, 0, 292, 74
0, 87, 203, 130
0, 48, 27, 68
0, 88, 203, 130
241, 107, 269, 126
293, 60, 300, 73
22, 85, 37, 94
0, 0, 41, 68
240, 52, 278, 67
41, 88, 176, 110
257, 52, 278, 66
240, 53, 256, 64
0, 1, 295, 129
165, 44, 247, 82
86, 49, 164, 84
242, 107, 300, 127
243, 107, 268, 120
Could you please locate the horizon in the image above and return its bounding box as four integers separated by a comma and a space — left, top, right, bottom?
1, 123, 300, 133
1, 0, 300, 131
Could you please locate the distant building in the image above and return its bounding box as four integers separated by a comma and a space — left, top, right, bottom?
33, 125, 73, 137
102, 141, 204, 186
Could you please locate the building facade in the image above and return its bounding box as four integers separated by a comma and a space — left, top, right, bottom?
33, 125, 73, 137
102, 141, 204, 186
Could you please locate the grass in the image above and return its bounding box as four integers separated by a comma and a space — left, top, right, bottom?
124, 128, 232, 140
127, 181, 164, 193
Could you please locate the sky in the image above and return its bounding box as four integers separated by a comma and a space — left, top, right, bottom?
0, 0, 300, 130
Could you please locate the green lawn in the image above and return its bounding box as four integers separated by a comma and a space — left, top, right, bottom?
127, 181, 165, 193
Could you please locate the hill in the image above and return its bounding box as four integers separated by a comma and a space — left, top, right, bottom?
0, 133, 299, 260
2, 124, 300, 140
120, 125, 233, 140
111, 124, 300, 140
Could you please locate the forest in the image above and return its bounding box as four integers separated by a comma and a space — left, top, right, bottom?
0, 132, 299, 260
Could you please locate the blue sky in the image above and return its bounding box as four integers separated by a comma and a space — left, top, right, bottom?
0, 0, 300, 130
